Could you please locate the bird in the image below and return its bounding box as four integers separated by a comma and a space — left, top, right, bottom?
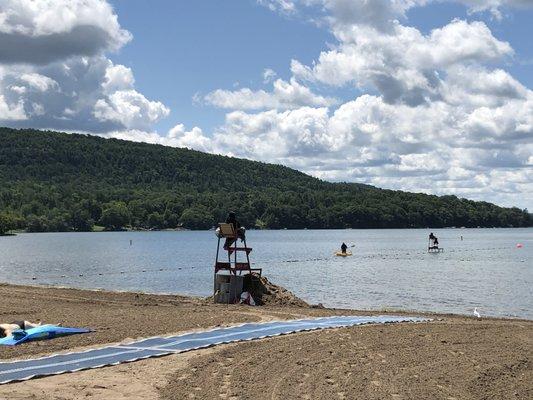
474, 308, 481, 319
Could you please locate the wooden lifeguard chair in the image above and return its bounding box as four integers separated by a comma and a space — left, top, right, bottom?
213, 223, 261, 303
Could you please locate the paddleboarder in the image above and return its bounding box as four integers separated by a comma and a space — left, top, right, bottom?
341, 242, 348, 254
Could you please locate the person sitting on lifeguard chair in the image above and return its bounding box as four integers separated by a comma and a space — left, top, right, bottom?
223, 211, 245, 249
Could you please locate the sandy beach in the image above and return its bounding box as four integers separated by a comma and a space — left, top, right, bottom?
0, 283, 531, 399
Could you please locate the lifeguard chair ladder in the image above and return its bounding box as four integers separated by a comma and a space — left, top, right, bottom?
214, 223, 262, 276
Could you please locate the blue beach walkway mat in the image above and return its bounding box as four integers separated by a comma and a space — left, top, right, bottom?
0, 325, 91, 346
0, 315, 428, 384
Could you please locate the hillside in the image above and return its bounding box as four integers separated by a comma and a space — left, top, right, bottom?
0, 127, 530, 233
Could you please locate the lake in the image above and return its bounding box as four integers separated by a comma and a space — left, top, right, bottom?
0, 229, 531, 319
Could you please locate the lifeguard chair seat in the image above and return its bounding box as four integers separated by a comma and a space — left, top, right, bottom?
218, 222, 237, 238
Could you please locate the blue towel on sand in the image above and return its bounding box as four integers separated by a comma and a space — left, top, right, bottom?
0, 325, 91, 346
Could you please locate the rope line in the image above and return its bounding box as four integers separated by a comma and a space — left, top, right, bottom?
22, 245, 518, 281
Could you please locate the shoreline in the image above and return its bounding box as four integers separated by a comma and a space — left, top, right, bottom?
4, 226, 533, 236
0, 283, 531, 399
1, 281, 530, 322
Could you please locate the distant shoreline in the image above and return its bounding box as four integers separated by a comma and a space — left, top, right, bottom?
3, 225, 533, 235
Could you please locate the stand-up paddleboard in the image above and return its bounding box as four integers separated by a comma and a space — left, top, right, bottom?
335, 251, 352, 257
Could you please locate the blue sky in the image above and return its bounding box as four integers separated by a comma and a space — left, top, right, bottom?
108, 0, 336, 133
0, 0, 532, 209
108, 0, 533, 136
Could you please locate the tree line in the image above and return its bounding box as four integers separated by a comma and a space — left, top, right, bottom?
0, 127, 530, 234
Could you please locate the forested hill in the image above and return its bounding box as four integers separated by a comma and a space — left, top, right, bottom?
0, 127, 530, 233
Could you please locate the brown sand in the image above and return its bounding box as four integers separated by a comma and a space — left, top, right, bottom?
0, 283, 531, 400
161, 319, 532, 400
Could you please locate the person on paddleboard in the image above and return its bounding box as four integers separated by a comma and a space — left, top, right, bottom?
341, 242, 348, 254
429, 233, 439, 249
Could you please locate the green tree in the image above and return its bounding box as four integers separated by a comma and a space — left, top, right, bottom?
179, 207, 213, 230
69, 208, 94, 232
0, 212, 16, 235
99, 202, 130, 231
147, 212, 164, 229
26, 215, 48, 232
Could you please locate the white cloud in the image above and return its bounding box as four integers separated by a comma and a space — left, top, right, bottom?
442, 66, 528, 108
167, 124, 212, 152
0, 94, 26, 120
258, 0, 533, 22
0, 1, 168, 134
1, 57, 170, 132
257, 0, 298, 14
263, 68, 277, 83
457, 0, 533, 19
93, 89, 170, 131
0, 0, 131, 64
291, 19, 512, 105
102, 124, 211, 152
19, 73, 58, 92
205, 77, 338, 110
102, 64, 135, 93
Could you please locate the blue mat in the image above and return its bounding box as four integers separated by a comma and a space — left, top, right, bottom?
0, 325, 91, 346
0, 315, 428, 384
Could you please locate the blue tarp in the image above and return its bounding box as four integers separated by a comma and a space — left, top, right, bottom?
0, 315, 428, 384
0, 325, 91, 346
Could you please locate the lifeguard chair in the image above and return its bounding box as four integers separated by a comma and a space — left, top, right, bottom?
213, 223, 261, 303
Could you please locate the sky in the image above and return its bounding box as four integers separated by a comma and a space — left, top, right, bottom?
0, 0, 532, 210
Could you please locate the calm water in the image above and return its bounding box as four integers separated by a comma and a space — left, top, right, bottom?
0, 229, 531, 319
